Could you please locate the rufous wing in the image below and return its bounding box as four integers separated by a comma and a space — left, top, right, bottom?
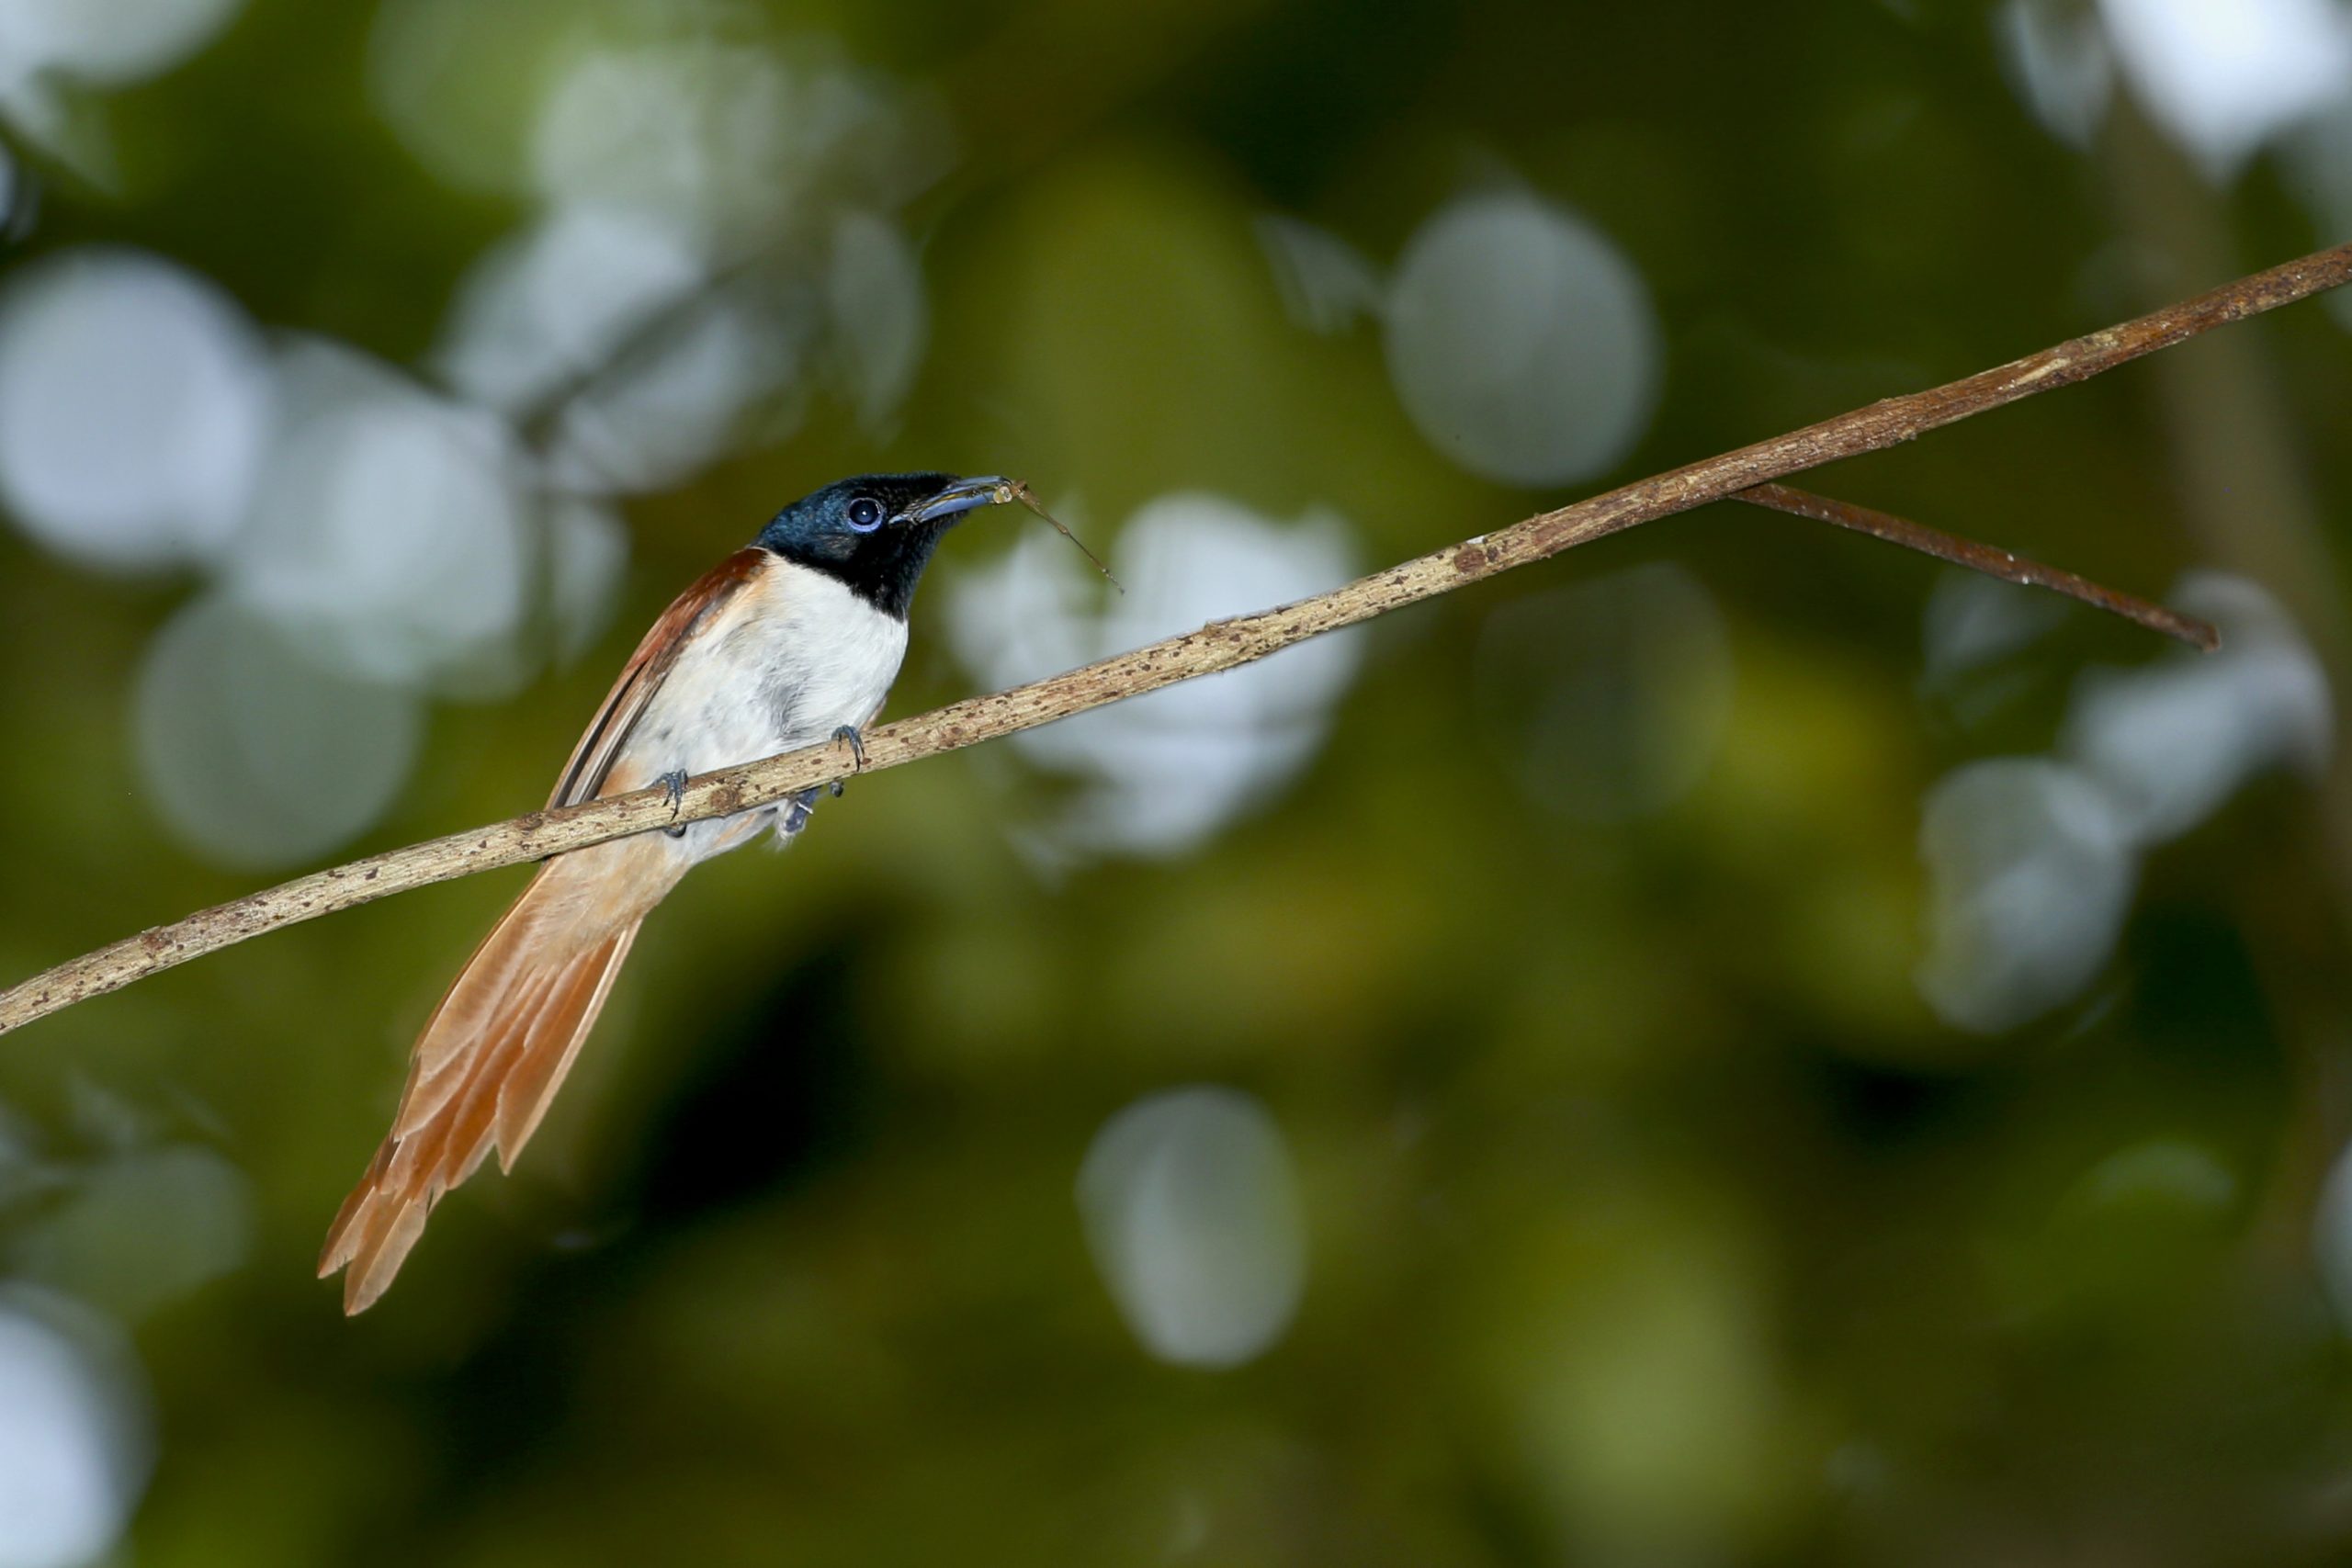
548, 547, 768, 807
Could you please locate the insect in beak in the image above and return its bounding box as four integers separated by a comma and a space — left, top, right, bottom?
902, 476, 1123, 591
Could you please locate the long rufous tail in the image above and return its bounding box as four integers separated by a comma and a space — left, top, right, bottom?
319, 855, 664, 1313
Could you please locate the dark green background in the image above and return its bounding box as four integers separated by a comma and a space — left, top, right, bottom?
4, 0, 2351, 1562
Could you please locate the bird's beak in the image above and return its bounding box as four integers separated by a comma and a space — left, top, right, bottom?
900, 476, 1012, 525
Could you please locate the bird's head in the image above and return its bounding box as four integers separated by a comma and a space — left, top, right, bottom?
755, 473, 1008, 619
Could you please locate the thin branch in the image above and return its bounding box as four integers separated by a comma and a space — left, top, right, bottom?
3, 240, 2346, 1038
1734, 482, 2221, 650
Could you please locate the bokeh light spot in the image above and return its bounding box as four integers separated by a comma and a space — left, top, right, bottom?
1384, 193, 1660, 487
0, 0, 245, 90
945, 493, 1362, 857
547, 493, 629, 663
133, 594, 424, 870
2095, 0, 2352, 176
229, 340, 530, 685
0, 1292, 150, 1568
1255, 214, 1384, 336
1915, 758, 2136, 1034
1924, 569, 2070, 682
2061, 572, 2332, 845
1998, 0, 2116, 149
17, 1145, 255, 1322
1078, 1087, 1306, 1369
366, 0, 585, 197
435, 204, 707, 414
545, 289, 797, 495
0, 248, 272, 571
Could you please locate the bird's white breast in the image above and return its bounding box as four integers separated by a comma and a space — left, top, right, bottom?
619, 555, 909, 861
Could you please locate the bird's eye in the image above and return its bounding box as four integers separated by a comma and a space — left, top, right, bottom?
846, 497, 885, 533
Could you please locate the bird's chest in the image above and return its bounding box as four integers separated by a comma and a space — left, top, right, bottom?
632, 561, 909, 779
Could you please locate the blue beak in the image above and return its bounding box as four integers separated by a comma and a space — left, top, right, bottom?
901, 476, 1011, 525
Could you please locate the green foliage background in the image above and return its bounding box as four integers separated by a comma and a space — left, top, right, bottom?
4, 1, 2352, 1562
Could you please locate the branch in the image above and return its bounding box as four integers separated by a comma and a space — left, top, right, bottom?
1732, 482, 2221, 651
4, 241, 2346, 1037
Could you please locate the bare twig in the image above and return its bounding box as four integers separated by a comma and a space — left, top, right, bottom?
1734, 482, 2221, 650
3, 240, 2346, 1037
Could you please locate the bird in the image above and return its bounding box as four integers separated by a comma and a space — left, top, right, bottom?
319, 472, 1009, 1314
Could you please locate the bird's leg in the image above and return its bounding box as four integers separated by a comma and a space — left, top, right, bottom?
657, 769, 689, 838
780, 787, 821, 837
830, 725, 866, 797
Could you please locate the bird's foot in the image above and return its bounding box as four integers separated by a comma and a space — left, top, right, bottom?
780, 787, 820, 837
830, 725, 866, 796
657, 769, 689, 838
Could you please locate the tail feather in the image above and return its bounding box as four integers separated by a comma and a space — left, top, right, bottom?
495, 924, 639, 1167
320, 862, 656, 1314
397, 924, 549, 1116
393, 965, 560, 1144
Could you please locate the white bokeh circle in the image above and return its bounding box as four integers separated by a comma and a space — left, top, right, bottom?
1078, 1087, 1307, 1369
133, 594, 424, 870
0, 248, 273, 571
945, 494, 1362, 857
1385, 193, 1660, 488
0, 0, 245, 89
228, 341, 531, 685
0, 1291, 151, 1568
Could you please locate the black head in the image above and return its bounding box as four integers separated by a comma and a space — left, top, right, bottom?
753, 473, 1004, 619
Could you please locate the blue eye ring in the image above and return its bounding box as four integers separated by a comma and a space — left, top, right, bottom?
846, 496, 885, 532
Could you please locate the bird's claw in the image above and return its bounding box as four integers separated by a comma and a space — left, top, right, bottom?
831, 725, 865, 796
657, 769, 689, 838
